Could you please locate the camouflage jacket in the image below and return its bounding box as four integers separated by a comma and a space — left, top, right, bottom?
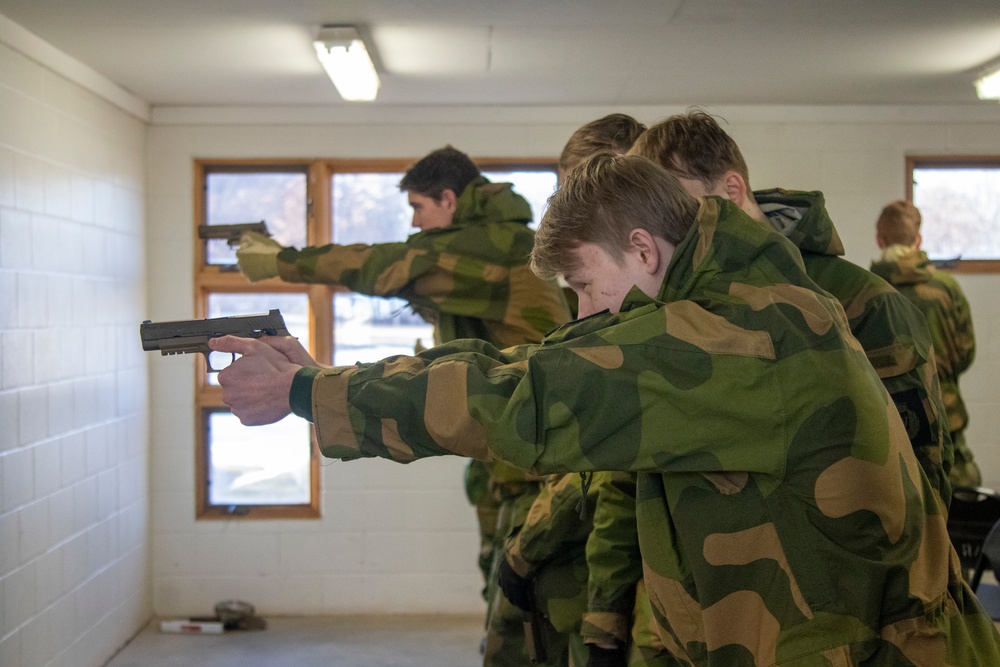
504, 472, 608, 633
756, 189, 954, 503
275, 176, 571, 348
296, 196, 1000, 665
870, 247, 976, 438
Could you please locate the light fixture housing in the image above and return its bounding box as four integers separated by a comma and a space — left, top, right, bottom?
314, 26, 380, 102
975, 67, 1000, 100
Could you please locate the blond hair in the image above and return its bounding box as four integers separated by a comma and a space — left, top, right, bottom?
531, 153, 699, 280
629, 109, 749, 189
876, 200, 922, 246
559, 114, 647, 175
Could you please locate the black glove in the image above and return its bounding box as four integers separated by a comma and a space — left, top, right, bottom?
497, 555, 533, 611
586, 644, 628, 667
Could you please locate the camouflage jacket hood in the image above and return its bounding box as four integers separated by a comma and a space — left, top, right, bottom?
301, 194, 999, 665
870, 246, 935, 286
753, 188, 845, 257
448, 175, 533, 228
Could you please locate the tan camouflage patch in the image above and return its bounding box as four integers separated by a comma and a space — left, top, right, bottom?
380, 418, 416, 462
913, 282, 952, 309
699, 471, 749, 495
569, 345, 625, 369
908, 506, 951, 604
692, 197, 719, 269
703, 523, 812, 619
701, 590, 779, 667
581, 611, 630, 645
424, 359, 491, 459
729, 282, 835, 336
664, 300, 775, 358
373, 248, 428, 293
381, 355, 430, 378
503, 265, 570, 345
814, 408, 913, 544
880, 608, 949, 665
312, 243, 371, 276
840, 282, 890, 321
865, 342, 919, 378
642, 565, 701, 660
313, 366, 362, 456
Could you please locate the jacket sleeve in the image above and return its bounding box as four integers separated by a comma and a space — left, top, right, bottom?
505, 473, 601, 577
950, 281, 975, 377
580, 472, 642, 646
306, 304, 795, 479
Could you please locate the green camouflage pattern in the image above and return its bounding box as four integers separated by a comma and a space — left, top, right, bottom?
871, 247, 980, 488
581, 472, 643, 647
756, 189, 954, 503
275, 176, 571, 348
485, 472, 602, 666
302, 196, 1000, 665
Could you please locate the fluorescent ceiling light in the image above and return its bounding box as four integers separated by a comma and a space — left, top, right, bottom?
975, 67, 1000, 100
314, 26, 380, 102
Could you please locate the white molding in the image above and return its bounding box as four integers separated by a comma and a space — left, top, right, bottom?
150, 103, 1000, 127
0, 11, 150, 121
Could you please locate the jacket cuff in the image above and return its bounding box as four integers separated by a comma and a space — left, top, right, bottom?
289, 367, 321, 421
311, 366, 365, 459
581, 611, 631, 646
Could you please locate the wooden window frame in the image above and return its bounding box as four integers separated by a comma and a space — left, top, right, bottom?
906, 155, 1000, 274
193, 156, 557, 520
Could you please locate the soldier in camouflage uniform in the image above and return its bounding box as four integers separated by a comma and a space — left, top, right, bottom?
234, 145, 570, 616
491, 472, 607, 666
212, 153, 1000, 666
630, 111, 954, 504
488, 115, 654, 667
872, 200, 980, 489
576, 113, 963, 667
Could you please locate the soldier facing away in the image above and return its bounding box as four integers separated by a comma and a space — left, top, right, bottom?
871, 200, 980, 489
210, 154, 1000, 666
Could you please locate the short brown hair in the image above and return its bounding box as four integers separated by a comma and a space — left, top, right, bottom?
876, 200, 922, 246
398, 145, 480, 199
559, 114, 647, 175
531, 153, 699, 280
629, 110, 749, 189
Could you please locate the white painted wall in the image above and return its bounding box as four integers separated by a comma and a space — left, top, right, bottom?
146, 104, 1000, 617
0, 30, 150, 667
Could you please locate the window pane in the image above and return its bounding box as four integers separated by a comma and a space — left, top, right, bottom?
912, 167, 1000, 260
207, 411, 312, 506
332, 172, 410, 244
203, 293, 313, 506
205, 171, 308, 265
483, 170, 558, 230
333, 293, 435, 366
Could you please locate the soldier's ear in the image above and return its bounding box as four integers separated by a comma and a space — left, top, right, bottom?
439, 189, 458, 212
628, 228, 662, 274
720, 171, 749, 208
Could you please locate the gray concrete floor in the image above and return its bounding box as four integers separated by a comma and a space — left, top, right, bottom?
105, 615, 485, 667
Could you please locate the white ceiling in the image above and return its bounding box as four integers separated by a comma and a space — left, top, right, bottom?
1, 0, 1000, 108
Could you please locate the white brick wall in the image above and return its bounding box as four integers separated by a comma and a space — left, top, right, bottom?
0, 33, 150, 667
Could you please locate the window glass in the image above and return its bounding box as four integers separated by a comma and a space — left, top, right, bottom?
912, 166, 1000, 260
202, 293, 312, 507
483, 170, 558, 229
207, 411, 312, 506
204, 171, 308, 265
